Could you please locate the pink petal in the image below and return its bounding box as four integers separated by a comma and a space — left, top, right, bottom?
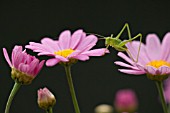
26, 42, 53, 53
82, 48, 109, 56
28, 59, 39, 75
118, 69, 145, 75
145, 66, 157, 75
25, 45, 41, 52
41, 38, 60, 51
117, 52, 134, 65
76, 35, 97, 51
73, 54, 89, 61
34, 60, 45, 75
70, 29, 83, 49
27, 42, 46, 51
79, 44, 96, 52
55, 55, 69, 62
38, 60, 45, 70
18, 63, 30, 74
161, 33, 170, 61
114, 61, 139, 70
12, 46, 23, 66
146, 34, 161, 60
46, 58, 60, 66
135, 63, 146, 72
158, 66, 170, 75
58, 30, 71, 49
25, 45, 42, 51
68, 50, 81, 58
25, 55, 33, 64
12, 46, 26, 68
37, 52, 55, 56
3, 48, 12, 67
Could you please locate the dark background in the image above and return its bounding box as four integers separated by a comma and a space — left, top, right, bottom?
0, 0, 170, 113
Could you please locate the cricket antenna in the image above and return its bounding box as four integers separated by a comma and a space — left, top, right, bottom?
86, 33, 105, 39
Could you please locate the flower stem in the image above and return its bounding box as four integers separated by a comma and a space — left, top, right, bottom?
156, 81, 168, 113
5, 82, 21, 113
64, 65, 80, 113
168, 104, 170, 113
46, 107, 53, 113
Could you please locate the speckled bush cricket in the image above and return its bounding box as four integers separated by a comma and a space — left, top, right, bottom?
90, 23, 142, 62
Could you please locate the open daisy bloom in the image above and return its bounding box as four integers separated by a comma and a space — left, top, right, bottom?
26, 29, 109, 66
115, 33, 170, 81
3, 45, 45, 84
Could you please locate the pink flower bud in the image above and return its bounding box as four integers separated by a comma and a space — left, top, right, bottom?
37, 87, 56, 110
114, 89, 138, 113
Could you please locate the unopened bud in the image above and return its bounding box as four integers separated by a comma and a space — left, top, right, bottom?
114, 89, 138, 113
94, 104, 114, 113
37, 87, 56, 110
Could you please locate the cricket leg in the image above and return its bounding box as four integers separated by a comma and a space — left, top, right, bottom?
118, 33, 142, 63
116, 23, 132, 39
128, 33, 142, 63
126, 49, 136, 62
116, 45, 136, 62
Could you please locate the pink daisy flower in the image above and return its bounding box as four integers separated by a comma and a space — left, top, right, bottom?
3, 45, 45, 84
26, 29, 109, 66
115, 33, 170, 80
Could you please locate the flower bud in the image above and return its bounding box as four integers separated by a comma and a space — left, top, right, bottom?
114, 89, 138, 113
94, 104, 114, 113
37, 87, 56, 110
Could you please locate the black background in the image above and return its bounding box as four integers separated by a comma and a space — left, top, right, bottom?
0, 0, 170, 113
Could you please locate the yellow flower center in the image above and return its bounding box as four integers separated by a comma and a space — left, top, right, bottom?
146, 60, 170, 68
54, 49, 75, 58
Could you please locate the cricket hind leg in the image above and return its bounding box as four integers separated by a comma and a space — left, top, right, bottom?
116, 23, 142, 63
128, 33, 142, 63
126, 49, 136, 62
116, 23, 132, 39
125, 23, 142, 63
113, 45, 136, 62
118, 33, 142, 63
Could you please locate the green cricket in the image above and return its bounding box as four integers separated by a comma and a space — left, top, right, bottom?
91, 23, 142, 63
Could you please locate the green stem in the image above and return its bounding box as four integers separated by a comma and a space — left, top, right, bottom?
5, 82, 21, 113
64, 65, 80, 113
168, 104, 170, 113
46, 107, 53, 113
156, 81, 168, 113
